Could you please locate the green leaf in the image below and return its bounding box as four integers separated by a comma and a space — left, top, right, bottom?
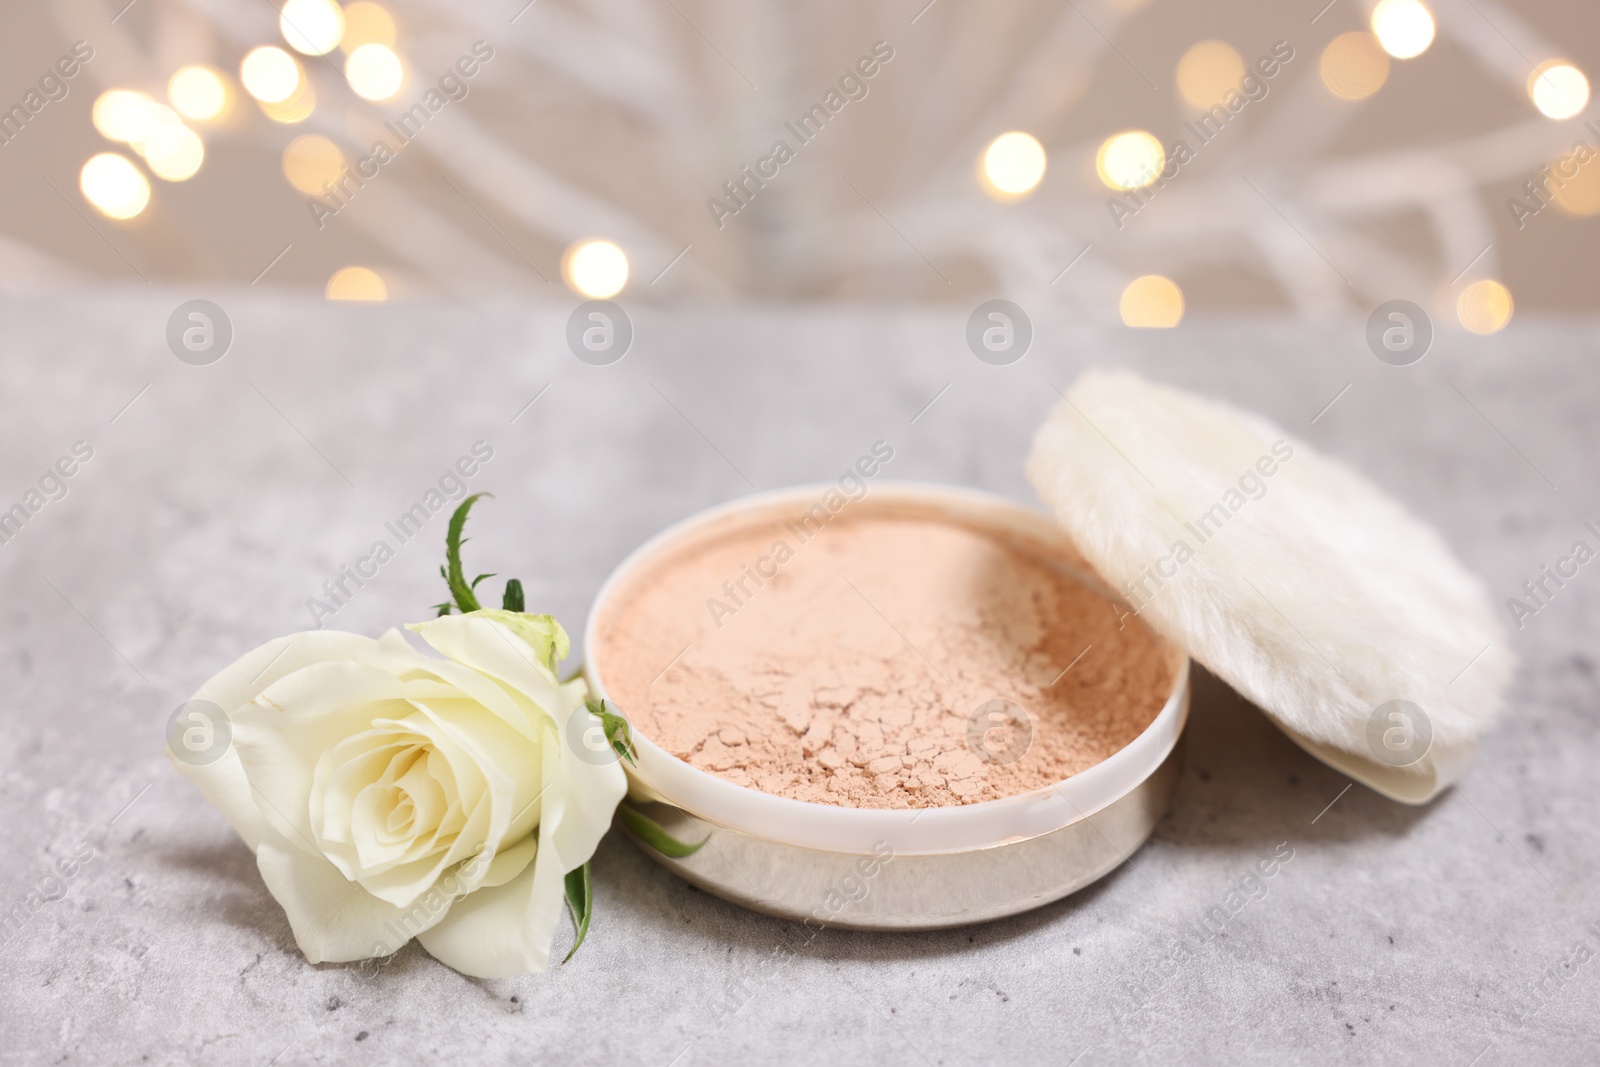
443, 493, 492, 614
562, 862, 592, 964
471, 572, 495, 590
502, 578, 525, 613
586, 698, 636, 766
617, 800, 705, 858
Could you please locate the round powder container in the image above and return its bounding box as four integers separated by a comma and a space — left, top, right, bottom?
585, 483, 1189, 929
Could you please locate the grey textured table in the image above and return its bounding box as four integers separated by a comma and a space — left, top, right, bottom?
1, 293, 1595, 1066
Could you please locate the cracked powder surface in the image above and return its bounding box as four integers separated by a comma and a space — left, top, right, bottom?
595, 502, 1179, 809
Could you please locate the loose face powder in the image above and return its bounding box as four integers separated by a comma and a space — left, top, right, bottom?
595, 497, 1179, 809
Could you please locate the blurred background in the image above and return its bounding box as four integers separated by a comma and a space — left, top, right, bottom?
2, 0, 1595, 326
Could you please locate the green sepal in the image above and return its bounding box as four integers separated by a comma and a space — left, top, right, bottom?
562, 862, 593, 964
503, 578, 525, 613
586, 698, 636, 766
617, 800, 705, 858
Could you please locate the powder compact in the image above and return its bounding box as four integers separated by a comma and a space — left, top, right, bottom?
585, 483, 1190, 929
583, 370, 1512, 929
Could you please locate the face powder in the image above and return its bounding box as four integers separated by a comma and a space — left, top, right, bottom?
595, 498, 1178, 810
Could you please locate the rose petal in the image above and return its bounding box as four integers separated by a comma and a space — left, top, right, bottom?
234, 662, 435, 848
540, 710, 630, 864
402, 654, 550, 742
173, 631, 402, 850
167, 745, 262, 851
415, 720, 624, 977
331, 704, 513, 906
255, 825, 450, 964
414, 835, 565, 978
477, 833, 536, 888
408, 614, 585, 731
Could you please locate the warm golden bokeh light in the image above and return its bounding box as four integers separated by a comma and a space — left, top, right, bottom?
92, 90, 156, 143
1096, 131, 1165, 191
283, 135, 347, 195
341, 2, 397, 49
80, 153, 151, 220
136, 103, 186, 149
1176, 40, 1246, 110
345, 43, 404, 101
95, 92, 191, 155
1370, 0, 1435, 60
261, 80, 317, 124
563, 240, 629, 298
1120, 275, 1184, 328
241, 46, 302, 103
167, 67, 229, 122
980, 131, 1047, 198
1551, 161, 1600, 217
141, 124, 205, 181
1529, 61, 1590, 120
1457, 280, 1513, 334
327, 266, 388, 301
1320, 32, 1390, 100
281, 0, 346, 56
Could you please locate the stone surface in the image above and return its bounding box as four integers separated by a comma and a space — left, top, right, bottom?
0, 293, 1594, 1066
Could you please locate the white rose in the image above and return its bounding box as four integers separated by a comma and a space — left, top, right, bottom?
169, 613, 625, 978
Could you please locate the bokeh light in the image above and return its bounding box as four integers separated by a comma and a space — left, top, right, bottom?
92, 90, 158, 143
1176, 40, 1246, 110
1120, 275, 1184, 328
563, 240, 629, 298
345, 43, 404, 101
1551, 160, 1600, 217
261, 80, 317, 124
80, 153, 151, 220
167, 66, 229, 122
980, 132, 1047, 198
95, 92, 188, 157
1529, 61, 1589, 120
141, 124, 205, 181
327, 266, 388, 301
280, 0, 346, 56
1320, 32, 1390, 100
341, 2, 397, 49
135, 103, 186, 149
241, 46, 302, 103
1370, 0, 1435, 60
1096, 131, 1165, 191
283, 135, 346, 195
1457, 280, 1513, 334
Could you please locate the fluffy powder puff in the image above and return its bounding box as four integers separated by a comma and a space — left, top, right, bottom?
1027, 369, 1513, 802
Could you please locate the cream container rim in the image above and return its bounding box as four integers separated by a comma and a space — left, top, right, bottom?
582, 482, 1190, 857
